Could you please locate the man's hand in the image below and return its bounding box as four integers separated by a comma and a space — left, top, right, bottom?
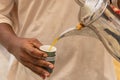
8, 37, 54, 79
0, 22, 54, 79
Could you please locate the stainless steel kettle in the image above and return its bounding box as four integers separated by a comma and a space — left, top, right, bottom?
58, 0, 120, 62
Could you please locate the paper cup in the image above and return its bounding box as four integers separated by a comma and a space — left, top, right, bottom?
40, 45, 56, 73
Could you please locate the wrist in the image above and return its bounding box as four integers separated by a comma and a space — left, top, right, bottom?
5, 36, 19, 53
0, 23, 18, 52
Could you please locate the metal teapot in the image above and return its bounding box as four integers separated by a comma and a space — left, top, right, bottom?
58, 0, 120, 62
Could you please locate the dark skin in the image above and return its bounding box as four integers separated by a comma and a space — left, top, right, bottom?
0, 23, 54, 79
118, 0, 120, 8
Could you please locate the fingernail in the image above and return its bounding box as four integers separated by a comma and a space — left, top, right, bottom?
40, 75, 45, 79
43, 54, 48, 57
45, 73, 49, 77
49, 64, 54, 69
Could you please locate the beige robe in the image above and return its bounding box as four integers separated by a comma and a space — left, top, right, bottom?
0, 0, 117, 80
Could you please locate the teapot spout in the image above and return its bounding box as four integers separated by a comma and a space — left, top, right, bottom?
58, 25, 98, 40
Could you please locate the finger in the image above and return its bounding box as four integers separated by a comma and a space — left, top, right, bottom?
30, 47, 47, 58
31, 39, 48, 58
19, 52, 53, 69
25, 44, 47, 59
30, 38, 42, 48
23, 62, 50, 78
29, 38, 47, 58
34, 60, 54, 69
32, 41, 41, 49
19, 51, 37, 63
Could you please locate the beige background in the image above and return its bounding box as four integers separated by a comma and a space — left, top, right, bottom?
0, 52, 120, 80
0, 52, 8, 80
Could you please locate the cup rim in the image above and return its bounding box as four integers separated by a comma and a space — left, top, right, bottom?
40, 45, 57, 52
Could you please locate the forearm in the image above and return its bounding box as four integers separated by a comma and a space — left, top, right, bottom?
0, 23, 17, 50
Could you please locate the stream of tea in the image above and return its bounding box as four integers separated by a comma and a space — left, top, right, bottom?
48, 23, 84, 51
48, 37, 59, 51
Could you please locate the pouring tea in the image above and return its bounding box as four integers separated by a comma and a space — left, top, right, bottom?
50, 0, 120, 62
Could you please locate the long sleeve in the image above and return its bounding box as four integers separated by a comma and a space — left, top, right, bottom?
0, 0, 14, 27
